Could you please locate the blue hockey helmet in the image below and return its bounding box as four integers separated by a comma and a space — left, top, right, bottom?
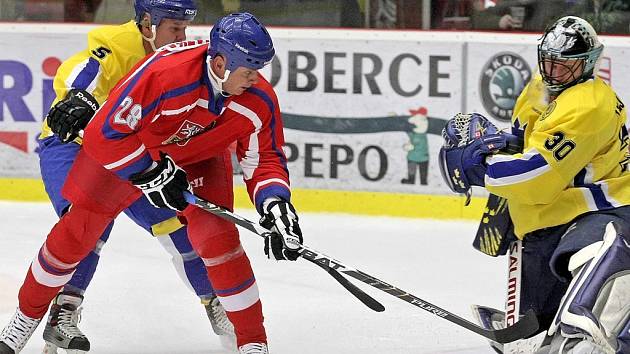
134, 0, 198, 27
208, 12, 275, 71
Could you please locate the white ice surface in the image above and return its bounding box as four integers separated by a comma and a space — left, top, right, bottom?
0, 201, 507, 354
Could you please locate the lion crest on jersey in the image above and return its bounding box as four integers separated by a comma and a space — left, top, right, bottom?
163, 120, 214, 146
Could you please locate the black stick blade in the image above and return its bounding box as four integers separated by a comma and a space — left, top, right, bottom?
325, 267, 385, 312
488, 309, 539, 344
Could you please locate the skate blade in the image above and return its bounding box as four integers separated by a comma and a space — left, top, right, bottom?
43, 342, 88, 354
42, 342, 58, 354
219, 334, 237, 353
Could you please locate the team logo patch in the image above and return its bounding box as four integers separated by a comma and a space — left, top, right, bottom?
540, 101, 557, 121
163, 120, 212, 146
480, 52, 532, 122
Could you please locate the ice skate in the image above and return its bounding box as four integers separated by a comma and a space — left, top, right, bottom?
41, 292, 90, 353
0, 308, 42, 354
238, 343, 268, 354
204, 296, 236, 350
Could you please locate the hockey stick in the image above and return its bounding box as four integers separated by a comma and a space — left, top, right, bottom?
183, 192, 385, 313
184, 192, 539, 344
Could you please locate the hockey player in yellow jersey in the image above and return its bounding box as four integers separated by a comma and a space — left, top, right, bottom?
40, 2, 193, 141
0, 1, 236, 354
439, 16, 630, 354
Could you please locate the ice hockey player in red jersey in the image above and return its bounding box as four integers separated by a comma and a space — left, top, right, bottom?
0, 12, 301, 354
33, 0, 237, 352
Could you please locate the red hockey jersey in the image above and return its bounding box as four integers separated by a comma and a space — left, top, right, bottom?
83, 40, 290, 212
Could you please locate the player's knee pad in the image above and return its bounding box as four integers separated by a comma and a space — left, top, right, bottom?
194, 229, 243, 263
47, 205, 115, 263
548, 222, 630, 354
184, 206, 240, 256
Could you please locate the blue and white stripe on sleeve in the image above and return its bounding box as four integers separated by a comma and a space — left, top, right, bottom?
580, 182, 622, 211
486, 148, 550, 186
66, 57, 102, 93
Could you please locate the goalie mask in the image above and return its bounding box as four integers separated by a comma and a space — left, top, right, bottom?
538, 16, 603, 95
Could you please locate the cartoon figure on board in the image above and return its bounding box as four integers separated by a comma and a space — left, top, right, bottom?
401, 106, 429, 185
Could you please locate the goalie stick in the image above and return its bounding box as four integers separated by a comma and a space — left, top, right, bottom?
183, 192, 539, 344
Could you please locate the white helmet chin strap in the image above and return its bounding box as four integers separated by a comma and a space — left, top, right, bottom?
206, 55, 232, 97
141, 24, 158, 52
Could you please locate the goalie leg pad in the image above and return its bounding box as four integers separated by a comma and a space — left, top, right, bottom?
618, 320, 630, 354
548, 222, 630, 354
550, 208, 630, 282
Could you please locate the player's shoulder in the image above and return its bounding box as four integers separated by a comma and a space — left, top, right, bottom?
559, 77, 618, 115
88, 21, 138, 43
153, 40, 207, 69
512, 74, 546, 124
544, 77, 619, 134
568, 76, 615, 99
159, 40, 208, 58
517, 74, 545, 103
87, 21, 143, 56
147, 41, 207, 80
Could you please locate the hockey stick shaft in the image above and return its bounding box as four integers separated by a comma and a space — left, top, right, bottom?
184, 193, 539, 343
183, 192, 385, 313
299, 248, 538, 344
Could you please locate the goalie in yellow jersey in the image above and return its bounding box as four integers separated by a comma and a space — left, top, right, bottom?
440, 16, 630, 354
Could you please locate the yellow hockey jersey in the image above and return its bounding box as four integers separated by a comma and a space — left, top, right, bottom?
485, 75, 630, 238
40, 20, 147, 141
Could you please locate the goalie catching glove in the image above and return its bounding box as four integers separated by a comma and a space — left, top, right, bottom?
130, 152, 191, 212
47, 89, 99, 143
260, 199, 303, 261
439, 113, 515, 199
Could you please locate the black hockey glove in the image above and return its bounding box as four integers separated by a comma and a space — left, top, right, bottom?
47, 89, 100, 143
130, 152, 191, 212
260, 200, 303, 261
